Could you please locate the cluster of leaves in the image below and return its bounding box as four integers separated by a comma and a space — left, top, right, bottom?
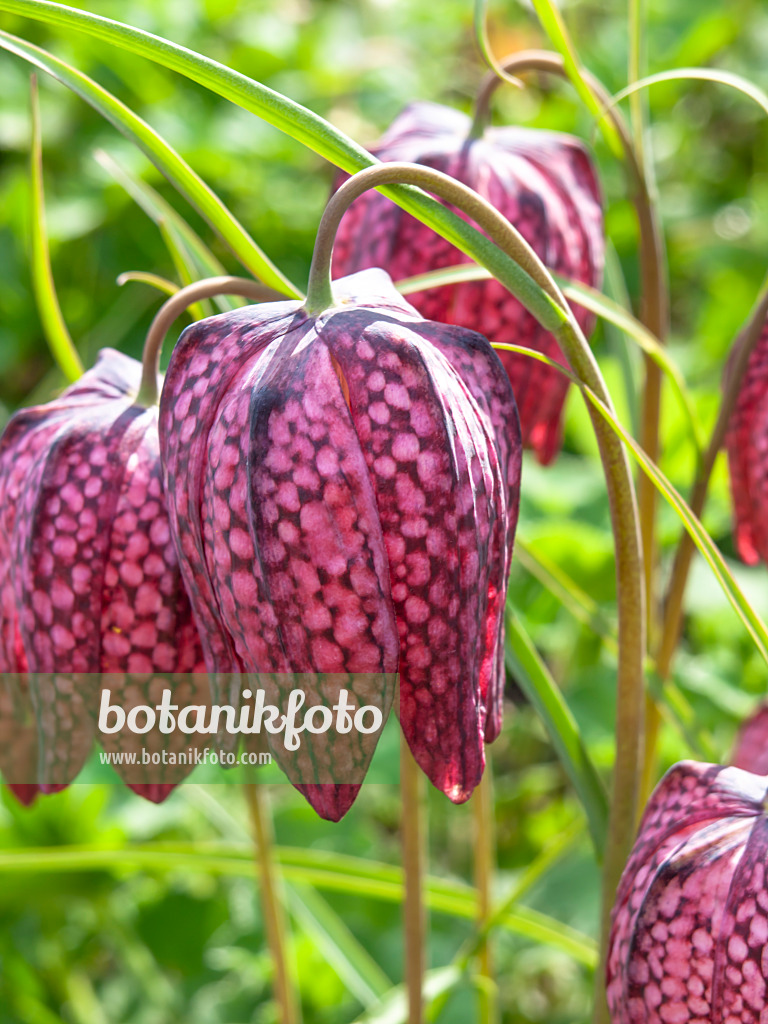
1, 0, 768, 1021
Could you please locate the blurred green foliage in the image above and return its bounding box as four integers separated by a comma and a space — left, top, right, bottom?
1, 0, 768, 1021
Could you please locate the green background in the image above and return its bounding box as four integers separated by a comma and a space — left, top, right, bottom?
0, 0, 767, 1021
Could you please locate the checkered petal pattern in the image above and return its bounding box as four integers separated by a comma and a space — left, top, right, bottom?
159, 269, 521, 820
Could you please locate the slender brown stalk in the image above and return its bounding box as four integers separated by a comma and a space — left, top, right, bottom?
473, 763, 497, 1024
137, 275, 287, 406
245, 783, 300, 1024
401, 736, 427, 1024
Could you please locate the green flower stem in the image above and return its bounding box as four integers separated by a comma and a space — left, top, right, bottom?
307, 162, 645, 1016
655, 283, 768, 696
137, 275, 287, 406
246, 783, 300, 1024
473, 762, 498, 1024
401, 736, 427, 1024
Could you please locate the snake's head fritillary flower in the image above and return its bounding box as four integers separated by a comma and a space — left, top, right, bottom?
607, 760, 768, 1024
0, 349, 206, 803
725, 320, 768, 566
159, 269, 521, 821
331, 101, 604, 465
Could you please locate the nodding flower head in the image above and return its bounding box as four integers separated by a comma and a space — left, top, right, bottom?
607, 760, 768, 1024
0, 349, 206, 804
159, 269, 522, 821
331, 101, 604, 465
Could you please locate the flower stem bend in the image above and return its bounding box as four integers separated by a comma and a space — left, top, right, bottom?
138, 275, 286, 406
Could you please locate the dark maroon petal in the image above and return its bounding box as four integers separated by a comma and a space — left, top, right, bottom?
725, 323, 768, 565
331, 102, 604, 464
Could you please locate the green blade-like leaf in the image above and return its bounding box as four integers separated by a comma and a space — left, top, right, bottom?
607, 68, 768, 122
28, 74, 83, 381
95, 149, 235, 315
495, 342, 768, 666
528, 0, 624, 158
354, 967, 462, 1024
397, 263, 703, 457
286, 882, 392, 1007
0, 30, 299, 296
504, 609, 609, 857
116, 271, 179, 297
0, 0, 564, 332
515, 537, 618, 653
95, 148, 224, 277
0, 842, 596, 964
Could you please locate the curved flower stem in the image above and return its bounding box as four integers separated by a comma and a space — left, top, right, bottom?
473, 760, 497, 1024
306, 162, 645, 1018
654, 284, 768, 690
245, 783, 300, 1024
474, 51, 668, 667
137, 275, 287, 406
401, 736, 427, 1024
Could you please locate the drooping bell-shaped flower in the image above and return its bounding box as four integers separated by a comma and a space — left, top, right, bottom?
607, 760, 768, 1024
0, 349, 206, 803
159, 269, 521, 821
725, 320, 768, 565
331, 101, 604, 465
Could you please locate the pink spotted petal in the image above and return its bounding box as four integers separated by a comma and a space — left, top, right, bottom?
607, 761, 768, 1024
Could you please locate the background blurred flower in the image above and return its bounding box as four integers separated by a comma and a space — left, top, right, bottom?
331, 101, 604, 465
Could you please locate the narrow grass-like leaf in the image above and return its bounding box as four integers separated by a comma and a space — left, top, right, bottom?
0, 842, 596, 963
286, 882, 392, 1007
397, 264, 703, 457
95, 149, 236, 314
0, 30, 299, 296
607, 68, 768, 122
116, 271, 179, 296
603, 242, 641, 437
472, 0, 524, 92
28, 74, 83, 381
495, 342, 768, 665
354, 967, 462, 1024
0, 0, 565, 331
504, 609, 608, 857
515, 537, 618, 652
528, 0, 624, 158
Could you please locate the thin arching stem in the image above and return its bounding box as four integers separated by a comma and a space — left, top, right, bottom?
137, 275, 287, 406
305, 161, 645, 1012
